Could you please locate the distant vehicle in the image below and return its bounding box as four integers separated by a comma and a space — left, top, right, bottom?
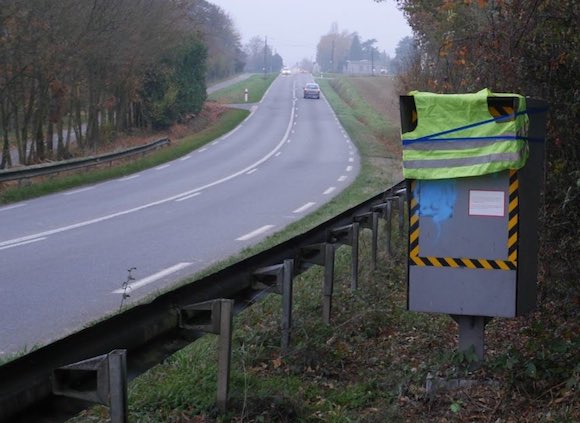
303, 82, 320, 99
281, 67, 291, 75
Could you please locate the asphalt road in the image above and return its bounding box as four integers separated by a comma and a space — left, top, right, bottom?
0, 73, 360, 356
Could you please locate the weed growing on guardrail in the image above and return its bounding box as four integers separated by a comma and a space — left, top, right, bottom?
118, 267, 136, 311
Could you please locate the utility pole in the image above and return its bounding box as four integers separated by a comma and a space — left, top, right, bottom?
330, 38, 335, 73
263, 36, 268, 76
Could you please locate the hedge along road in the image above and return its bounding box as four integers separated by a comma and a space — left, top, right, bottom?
3, 73, 255, 166
0, 73, 360, 356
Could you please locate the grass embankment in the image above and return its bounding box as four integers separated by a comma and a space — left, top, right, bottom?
209, 74, 277, 105
75, 76, 577, 422
0, 78, 285, 205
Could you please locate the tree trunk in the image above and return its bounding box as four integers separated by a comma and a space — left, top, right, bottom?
73, 92, 84, 151
0, 101, 12, 169
46, 122, 54, 159
57, 118, 66, 159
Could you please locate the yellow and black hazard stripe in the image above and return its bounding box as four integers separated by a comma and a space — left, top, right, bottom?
507, 170, 519, 262
408, 174, 519, 271
488, 98, 516, 122
409, 180, 420, 258
409, 255, 516, 270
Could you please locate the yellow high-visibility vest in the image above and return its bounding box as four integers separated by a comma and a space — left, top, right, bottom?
402, 89, 529, 180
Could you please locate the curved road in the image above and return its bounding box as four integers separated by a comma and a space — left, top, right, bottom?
0, 73, 360, 356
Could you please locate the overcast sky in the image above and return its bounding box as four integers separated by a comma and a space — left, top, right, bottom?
209, 0, 413, 66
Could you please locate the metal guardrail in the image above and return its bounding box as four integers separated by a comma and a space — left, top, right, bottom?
0, 180, 407, 422
0, 138, 171, 183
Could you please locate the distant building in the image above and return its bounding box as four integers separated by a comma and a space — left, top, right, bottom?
344, 60, 373, 75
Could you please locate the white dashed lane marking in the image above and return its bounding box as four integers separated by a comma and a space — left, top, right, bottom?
112, 262, 192, 294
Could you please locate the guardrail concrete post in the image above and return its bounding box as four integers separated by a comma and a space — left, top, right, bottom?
179, 299, 234, 413
52, 349, 128, 423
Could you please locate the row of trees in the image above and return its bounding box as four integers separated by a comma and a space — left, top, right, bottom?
243, 36, 284, 74
0, 0, 245, 167
316, 24, 390, 73
314, 23, 416, 75
383, 0, 578, 297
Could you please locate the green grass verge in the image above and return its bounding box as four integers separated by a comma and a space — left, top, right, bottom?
208, 74, 278, 104
0, 109, 249, 205
68, 77, 416, 422
36, 76, 580, 422
0, 74, 281, 205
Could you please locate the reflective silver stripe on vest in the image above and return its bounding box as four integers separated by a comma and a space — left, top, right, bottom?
403, 152, 523, 169
403, 138, 516, 151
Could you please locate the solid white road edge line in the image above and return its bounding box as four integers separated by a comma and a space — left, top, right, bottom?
0, 93, 297, 249
236, 225, 275, 241
112, 262, 192, 294
175, 192, 201, 202
0, 237, 46, 251
293, 202, 316, 214
63, 187, 94, 196
0, 203, 27, 212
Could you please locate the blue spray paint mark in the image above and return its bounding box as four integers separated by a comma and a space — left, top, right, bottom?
415, 180, 457, 239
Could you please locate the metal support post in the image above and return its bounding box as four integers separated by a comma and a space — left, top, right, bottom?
397, 190, 406, 236
355, 212, 380, 271
217, 300, 233, 413
108, 350, 128, 423
451, 315, 491, 365
385, 200, 393, 256
281, 259, 294, 351
252, 259, 295, 351
323, 243, 335, 324
351, 222, 360, 290
179, 299, 234, 413
329, 223, 359, 290
52, 350, 128, 423
371, 212, 379, 270
299, 243, 336, 324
